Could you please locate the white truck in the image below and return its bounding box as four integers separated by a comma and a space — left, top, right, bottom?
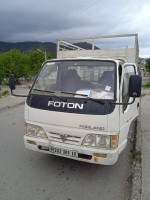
9, 34, 142, 165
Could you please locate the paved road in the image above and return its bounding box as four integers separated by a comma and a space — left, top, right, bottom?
141, 94, 150, 200
0, 105, 135, 200
142, 73, 150, 85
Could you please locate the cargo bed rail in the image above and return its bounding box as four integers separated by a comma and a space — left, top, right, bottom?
57, 34, 139, 64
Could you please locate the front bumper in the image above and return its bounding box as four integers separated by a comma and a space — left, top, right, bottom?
24, 135, 127, 165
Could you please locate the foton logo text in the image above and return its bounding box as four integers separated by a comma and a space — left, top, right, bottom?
48, 101, 84, 109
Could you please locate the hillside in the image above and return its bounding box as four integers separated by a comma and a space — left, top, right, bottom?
0, 41, 57, 58
73, 42, 99, 50
0, 41, 99, 58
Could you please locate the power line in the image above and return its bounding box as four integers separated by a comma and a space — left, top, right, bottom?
64, 0, 100, 24
55, 0, 100, 26
57, 0, 98, 25
55, 0, 90, 23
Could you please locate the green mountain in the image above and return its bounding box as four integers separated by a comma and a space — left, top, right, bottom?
0, 41, 99, 58
73, 42, 99, 50
0, 41, 57, 58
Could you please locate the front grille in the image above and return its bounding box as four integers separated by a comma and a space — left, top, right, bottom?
47, 132, 82, 145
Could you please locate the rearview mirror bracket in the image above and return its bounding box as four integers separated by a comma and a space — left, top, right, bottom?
10, 89, 29, 97
110, 98, 135, 105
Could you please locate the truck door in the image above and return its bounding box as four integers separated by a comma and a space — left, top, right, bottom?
119, 64, 139, 141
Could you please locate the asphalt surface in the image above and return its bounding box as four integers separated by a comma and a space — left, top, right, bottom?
0, 103, 135, 200
141, 94, 150, 200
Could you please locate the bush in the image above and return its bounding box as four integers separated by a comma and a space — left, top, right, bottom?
142, 82, 150, 88
0, 90, 9, 98
145, 59, 150, 72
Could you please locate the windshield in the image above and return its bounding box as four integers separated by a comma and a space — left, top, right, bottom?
31, 60, 116, 100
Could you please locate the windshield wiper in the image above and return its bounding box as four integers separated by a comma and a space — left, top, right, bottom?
60, 91, 105, 104
33, 89, 106, 104
33, 89, 67, 102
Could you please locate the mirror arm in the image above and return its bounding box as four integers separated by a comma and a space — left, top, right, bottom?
11, 89, 29, 98
110, 97, 135, 105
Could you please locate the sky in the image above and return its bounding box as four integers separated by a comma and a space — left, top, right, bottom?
0, 0, 150, 57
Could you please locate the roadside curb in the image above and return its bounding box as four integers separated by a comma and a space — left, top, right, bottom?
131, 100, 142, 200
0, 86, 28, 112
0, 95, 25, 112
0, 99, 25, 112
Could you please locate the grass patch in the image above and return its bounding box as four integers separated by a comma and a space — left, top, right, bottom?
133, 151, 142, 163
139, 188, 142, 194
142, 82, 150, 88
0, 90, 9, 98
140, 93, 147, 98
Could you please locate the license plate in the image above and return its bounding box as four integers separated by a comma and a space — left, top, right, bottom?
49, 146, 78, 157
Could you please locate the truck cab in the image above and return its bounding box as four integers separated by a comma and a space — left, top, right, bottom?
9, 34, 142, 165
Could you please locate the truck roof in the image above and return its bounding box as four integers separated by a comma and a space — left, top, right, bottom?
56, 34, 139, 64
48, 57, 120, 63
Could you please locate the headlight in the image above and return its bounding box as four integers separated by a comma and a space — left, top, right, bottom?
24, 123, 48, 139
82, 134, 110, 148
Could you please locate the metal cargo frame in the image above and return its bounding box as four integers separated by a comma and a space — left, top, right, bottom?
57, 34, 139, 64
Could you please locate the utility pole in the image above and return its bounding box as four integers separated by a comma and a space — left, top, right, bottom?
37, 49, 47, 61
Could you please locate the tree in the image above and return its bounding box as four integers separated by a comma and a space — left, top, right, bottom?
28, 47, 53, 76
0, 49, 30, 78
145, 58, 150, 72
28, 48, 45, 76
0, 48, 53, 84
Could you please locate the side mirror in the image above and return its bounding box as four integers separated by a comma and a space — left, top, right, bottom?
129, 75, 142, 97
9, 74, 29, 97
9, 74, 16, 90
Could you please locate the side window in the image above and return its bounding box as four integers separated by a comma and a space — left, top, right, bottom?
122, 65, 135, 111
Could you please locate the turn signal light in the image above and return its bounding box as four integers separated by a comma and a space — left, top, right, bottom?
93, 157, 99, 162
110, 134, 119, 148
